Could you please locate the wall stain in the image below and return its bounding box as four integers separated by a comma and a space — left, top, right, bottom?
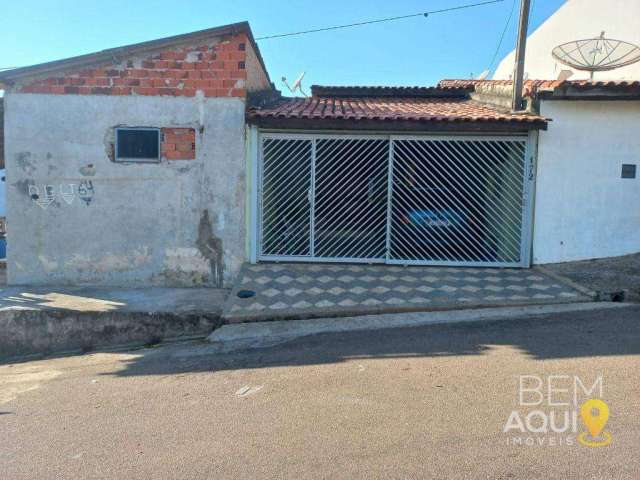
196, 209, 224, 288
13, 179, 36, 197
16, 152, 36, 176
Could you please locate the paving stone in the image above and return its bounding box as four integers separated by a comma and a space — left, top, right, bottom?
223, 263, 589, 320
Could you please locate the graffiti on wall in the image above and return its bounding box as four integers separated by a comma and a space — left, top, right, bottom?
28, 181, 95, 209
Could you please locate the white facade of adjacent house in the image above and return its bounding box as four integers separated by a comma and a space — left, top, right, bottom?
494, 0, 640, 81
490, 0, 640, 265
533, 99, 640, 264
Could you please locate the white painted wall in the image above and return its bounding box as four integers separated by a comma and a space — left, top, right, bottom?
533, 100, 640, 264
0, 169, 6, 216
494, 0, 640, 81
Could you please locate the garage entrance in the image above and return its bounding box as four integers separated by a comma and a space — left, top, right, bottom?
257, 133, 534, 268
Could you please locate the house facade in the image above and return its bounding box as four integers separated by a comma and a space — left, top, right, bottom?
246, 86, 546, 269
0, 22, 273, 287
1, 20, 637, 289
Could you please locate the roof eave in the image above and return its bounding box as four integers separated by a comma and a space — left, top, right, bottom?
539, 84, 640, 100
246, 115, 547, 132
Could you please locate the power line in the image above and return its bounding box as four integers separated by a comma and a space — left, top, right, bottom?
486, 0, 517, 71
1, 0, 506, 71
255, 0, 505, 40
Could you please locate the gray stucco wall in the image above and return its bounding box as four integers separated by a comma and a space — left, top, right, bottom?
5, 92, 247, 287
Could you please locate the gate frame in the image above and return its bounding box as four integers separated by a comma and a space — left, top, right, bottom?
249, 129, 538, 268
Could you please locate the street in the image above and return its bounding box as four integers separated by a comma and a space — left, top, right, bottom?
2, 305, 639, 479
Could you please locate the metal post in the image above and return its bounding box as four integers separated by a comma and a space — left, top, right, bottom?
511, 0, 531, 112
248, 126, 259, 263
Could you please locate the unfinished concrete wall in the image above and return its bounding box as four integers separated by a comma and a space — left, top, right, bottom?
5, 92, 247, 286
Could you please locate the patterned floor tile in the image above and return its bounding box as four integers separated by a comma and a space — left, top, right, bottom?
222, 262, 590, 321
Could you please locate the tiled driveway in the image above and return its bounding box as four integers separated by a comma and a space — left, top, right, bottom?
222, 263, 592, 323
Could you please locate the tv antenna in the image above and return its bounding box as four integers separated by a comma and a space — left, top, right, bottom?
282, 72, 309, 97
552, 32, 640, 80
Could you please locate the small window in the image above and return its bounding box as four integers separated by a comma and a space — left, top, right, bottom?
115, 128, 160, 162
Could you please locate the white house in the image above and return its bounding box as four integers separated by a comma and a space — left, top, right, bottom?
494, 0, 640, 81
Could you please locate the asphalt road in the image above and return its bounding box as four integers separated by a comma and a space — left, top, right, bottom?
1, 305, 639, 479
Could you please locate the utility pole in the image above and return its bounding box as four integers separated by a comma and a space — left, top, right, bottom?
511, 0, 531, 112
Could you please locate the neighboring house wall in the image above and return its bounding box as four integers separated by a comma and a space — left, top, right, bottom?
4, 31, 267, 286
533, 100, 640, 264
494, 0, 640, 81
0, 98, 5, 219
0, 97, 4, 169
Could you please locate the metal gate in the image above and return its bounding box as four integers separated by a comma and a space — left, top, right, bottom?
257, 134, 534, 267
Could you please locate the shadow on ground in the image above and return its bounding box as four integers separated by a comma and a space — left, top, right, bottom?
107, 305, 640, 378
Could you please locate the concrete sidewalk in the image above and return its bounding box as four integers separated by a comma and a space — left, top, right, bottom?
0, 285, 228, 314
0, 285, 228, 360
222, 263, 593, 323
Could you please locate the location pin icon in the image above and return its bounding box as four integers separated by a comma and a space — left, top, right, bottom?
580, 399, 609, 438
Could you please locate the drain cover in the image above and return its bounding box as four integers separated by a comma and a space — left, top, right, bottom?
237, 290, 256, 299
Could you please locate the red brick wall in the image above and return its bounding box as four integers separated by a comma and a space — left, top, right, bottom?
18, 34, 248, 98
161, 127, 195, 160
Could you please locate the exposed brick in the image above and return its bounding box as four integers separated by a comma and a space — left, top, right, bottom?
160, 127, 196, 160
176, 142, 193, 152
18, 36, 250, 98
91, 87, 112, 95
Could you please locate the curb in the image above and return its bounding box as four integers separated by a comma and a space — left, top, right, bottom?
208, 301, 632, 353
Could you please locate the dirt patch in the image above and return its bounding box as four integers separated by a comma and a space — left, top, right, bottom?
544, 253, 640, 302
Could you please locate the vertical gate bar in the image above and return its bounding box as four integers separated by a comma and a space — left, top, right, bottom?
249, 126, 259, 263
520, 131, 538, 267
310, 138, 317, 258
385, 138, 395, 261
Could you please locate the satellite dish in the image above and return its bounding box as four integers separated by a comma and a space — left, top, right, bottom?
281, 71, 309, 97
292, 72, 306, 91
475, 70, 490, 80
552, 32, 640, 79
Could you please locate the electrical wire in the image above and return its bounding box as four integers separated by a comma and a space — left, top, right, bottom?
486, 0, 517, 71
0, 0, 506, 71
255, 0, 504, 40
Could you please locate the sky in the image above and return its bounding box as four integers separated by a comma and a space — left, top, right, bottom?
0, 0, 566, 88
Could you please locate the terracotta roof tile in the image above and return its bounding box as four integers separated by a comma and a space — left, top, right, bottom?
439, 78, 640, 95
248, 94, 546, 125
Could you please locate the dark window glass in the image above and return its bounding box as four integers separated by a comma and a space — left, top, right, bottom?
621, 164, 637, 179
116, 129, 160, 161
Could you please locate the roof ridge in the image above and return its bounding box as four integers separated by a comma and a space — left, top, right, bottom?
0, 21, 271, 86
